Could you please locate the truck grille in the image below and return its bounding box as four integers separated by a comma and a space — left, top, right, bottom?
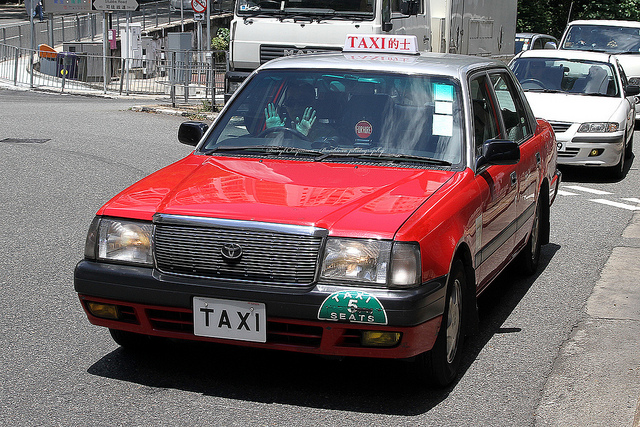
153, 215, 326, 285
260, 45, 342, 64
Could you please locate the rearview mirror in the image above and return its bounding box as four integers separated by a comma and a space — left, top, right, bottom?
178, 121, 209, 146
625, 85, 640, 97
476, 140, 520, 169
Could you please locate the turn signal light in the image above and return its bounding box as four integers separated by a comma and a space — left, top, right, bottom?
361, 331, 401, 347
86, 302, 119, 320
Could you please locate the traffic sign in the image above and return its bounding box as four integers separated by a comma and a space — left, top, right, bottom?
191, 0, 206, 13
93, 0, 139, 11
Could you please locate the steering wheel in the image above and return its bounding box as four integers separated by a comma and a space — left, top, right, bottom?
257, 126, 311, 141
520, 78, 545, 89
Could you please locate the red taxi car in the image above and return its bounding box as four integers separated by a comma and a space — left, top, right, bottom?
75, 35, 560, 386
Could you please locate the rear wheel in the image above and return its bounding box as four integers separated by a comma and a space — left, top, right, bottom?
418, 259, 466, 387
518, 197, 541, 275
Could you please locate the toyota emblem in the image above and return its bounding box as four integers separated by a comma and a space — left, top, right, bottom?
221, 243, 243, 260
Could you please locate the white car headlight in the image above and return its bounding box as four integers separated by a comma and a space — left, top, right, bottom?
84, 217, 153, 265
578, 122, 619, 133
320, 238, 421, 288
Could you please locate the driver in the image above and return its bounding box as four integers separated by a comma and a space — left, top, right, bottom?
264, 82, 317, 137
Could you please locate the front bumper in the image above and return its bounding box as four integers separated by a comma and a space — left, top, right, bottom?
75, 260, 447, 358
556, 133, 624, 167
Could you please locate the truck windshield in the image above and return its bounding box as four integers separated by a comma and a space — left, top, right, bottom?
237, 0, 375, 18
202, 69, 464, 167
511, 57, 619, 97
562, 24, 640, 54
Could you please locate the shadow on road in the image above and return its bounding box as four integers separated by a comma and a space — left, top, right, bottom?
87, 244, 561, 416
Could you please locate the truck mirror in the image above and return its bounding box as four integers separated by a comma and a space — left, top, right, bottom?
382, 0, 392, 32
400, 0, 418, 15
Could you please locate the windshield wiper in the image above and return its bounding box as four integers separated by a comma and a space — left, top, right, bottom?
315, 151, 451, 166
202, 145, 325, 157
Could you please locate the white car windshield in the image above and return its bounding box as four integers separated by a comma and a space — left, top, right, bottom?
237, 0, 374, 18
511, 57, 619, 97
202, 69, 464, 166
562, 24, 640, 54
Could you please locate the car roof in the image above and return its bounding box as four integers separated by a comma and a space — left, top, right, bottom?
566, 19, 640, 29
515, 48, 615, 64
516, 32, 557, 39
257, 51, 507, 79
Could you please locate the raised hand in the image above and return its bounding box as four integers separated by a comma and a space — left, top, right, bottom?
295, 107, 317, 136
264, 103, 284, 128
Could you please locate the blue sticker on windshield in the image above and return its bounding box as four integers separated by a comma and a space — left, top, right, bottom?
433, 83, 454, 102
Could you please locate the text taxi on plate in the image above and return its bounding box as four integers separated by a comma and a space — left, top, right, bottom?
75, 34, 561, 386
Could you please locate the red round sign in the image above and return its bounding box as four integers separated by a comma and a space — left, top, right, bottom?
355, 120, 373, 139
191, 0, 206, 13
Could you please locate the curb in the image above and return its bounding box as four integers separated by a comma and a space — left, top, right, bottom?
131, 105, 218, 121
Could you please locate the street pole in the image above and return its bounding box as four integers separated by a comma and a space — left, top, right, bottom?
29, 0, 35, 88
103, 11, 107, 93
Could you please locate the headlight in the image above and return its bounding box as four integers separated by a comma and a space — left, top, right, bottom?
320, 238, 421, 288
578, 122, 619, 133
84, 217, 153, 265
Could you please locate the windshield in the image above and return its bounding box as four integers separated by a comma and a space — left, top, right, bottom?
202, 69, 464, 167
237, 0, 375, 18
515, 37, 530, 53
511, 57, 619, 97
562, 24, 640, 54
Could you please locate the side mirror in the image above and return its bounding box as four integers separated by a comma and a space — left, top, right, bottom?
400, 0, 418, 15
544, 41, 557, 49
625, 85, 640, 97
178, 121, 209, 146
476, 140, 520, 169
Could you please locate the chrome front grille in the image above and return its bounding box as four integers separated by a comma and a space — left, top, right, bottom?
153, 215, 327, 285
259, 45, 341, 64
549, 121, 572, 134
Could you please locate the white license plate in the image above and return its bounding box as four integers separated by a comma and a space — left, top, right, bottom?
193, 297, 266, 343
557, 141, 566, 152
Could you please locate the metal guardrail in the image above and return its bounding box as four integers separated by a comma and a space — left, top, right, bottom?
0, 43, 227, 106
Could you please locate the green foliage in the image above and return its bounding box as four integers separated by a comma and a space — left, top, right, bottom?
518, 0, 640, 39
211, 27, 230, 51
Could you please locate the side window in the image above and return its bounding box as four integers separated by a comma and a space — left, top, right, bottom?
618, 61, 629, 86
469, 74, 501, 157
489, 72, 533, 143
533, 37, 544, 49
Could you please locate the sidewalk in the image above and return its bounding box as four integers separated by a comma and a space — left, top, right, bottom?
536, 210, 640, 426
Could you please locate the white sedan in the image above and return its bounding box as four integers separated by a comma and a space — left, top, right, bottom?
510, 49, 638, 178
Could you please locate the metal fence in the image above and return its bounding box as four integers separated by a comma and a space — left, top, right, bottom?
0, 43, 227, 106
1, 0, 233, 50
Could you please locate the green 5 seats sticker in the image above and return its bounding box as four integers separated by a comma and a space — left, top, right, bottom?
318, 291, 388, 325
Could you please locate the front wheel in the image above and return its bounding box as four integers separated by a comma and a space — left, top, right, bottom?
417, 259, 466, 387
109, 329, 154, 351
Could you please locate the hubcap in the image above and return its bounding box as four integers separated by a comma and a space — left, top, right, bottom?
446, 279, 462, 364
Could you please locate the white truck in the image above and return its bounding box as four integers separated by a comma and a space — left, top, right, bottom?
225, 0, 517, 98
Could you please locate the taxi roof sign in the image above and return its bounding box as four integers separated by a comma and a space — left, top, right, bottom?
343, 34, 419, 55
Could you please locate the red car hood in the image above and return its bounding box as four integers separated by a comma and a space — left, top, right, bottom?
99, 154, 455, 238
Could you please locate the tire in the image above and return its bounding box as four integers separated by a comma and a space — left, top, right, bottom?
611, 150, 625, 179
109, 329, 153, 350
625, 131, 633, 160
518, 197, 541, 275
419, 259, 466, 387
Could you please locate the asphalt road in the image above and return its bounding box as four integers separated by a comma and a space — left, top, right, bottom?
0, 88, 638, 426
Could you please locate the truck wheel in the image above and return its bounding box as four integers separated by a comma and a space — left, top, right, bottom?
518, 197, 541, 275
420, 259, 466, 387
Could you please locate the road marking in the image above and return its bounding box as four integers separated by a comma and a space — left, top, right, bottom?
563, 185, 612, 195
621, 198, 640, 204
590, 199, 640, 211
557, 190, 578, 196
